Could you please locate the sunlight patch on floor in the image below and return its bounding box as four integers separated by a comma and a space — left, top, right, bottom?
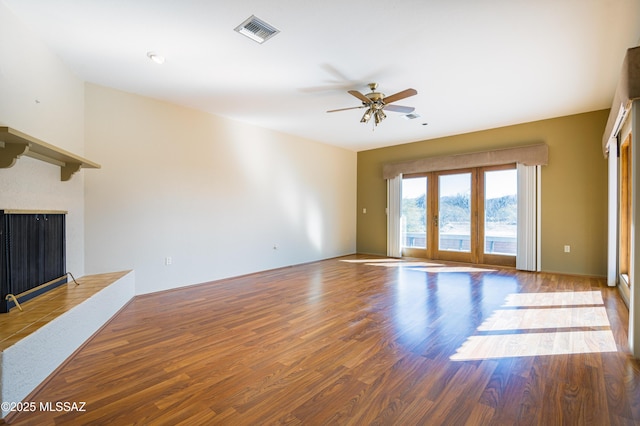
368, 262, 444, 268
410, 266, 496, 273
477, 307, 610, 331
340, 259, 443, 268
452, 290, 618, 360
502, 291, 604, 307
450, 330, 617, 360
340, 259, 497, 273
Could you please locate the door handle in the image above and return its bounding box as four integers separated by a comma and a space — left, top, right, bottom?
433, 215, 438, 227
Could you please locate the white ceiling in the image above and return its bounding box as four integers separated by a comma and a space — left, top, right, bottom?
3, 0, 640, 151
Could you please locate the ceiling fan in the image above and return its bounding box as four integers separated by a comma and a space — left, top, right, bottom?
327, 83, 418, 126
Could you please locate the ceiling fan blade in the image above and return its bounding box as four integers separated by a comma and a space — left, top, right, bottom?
383, 88, 417, 104
383, 104, 415, 114
348, 90, 372, 104
326, 105, 366, 113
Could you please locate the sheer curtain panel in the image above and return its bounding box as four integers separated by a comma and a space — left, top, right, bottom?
516, 163, 540, 271
387, 174, 403, 257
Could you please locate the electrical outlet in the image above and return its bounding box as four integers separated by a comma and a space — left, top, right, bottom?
165, 256, 172, 265
564, 245, 571, 253
363, 208, 367, 214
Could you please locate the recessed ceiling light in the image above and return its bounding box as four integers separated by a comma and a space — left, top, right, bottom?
234, 15, 279, 44
146, 51, 165, 64
402, 113, 421, 120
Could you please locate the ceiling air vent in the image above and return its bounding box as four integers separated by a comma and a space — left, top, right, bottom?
234, 15, 280, 44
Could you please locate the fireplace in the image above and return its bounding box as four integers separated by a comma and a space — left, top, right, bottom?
0, 210, 67, 313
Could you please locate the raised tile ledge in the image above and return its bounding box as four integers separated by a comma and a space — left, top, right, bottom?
0, 270, 135, 419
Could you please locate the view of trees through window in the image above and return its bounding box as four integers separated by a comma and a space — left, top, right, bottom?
401, 177, 427, 248
401, 170, 517, 255
484, 169, 517, 255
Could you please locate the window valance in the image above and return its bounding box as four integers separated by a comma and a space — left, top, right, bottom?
382, 143, 548, 179
601, 46, 640, 156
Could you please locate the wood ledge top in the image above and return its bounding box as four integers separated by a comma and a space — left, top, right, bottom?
0, 126, 100, 181
0, 270, 132, 351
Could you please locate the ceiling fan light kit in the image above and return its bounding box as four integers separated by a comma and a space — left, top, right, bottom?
328, 82, 418, 128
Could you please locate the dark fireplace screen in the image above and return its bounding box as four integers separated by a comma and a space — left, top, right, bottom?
0, 210, 67, 313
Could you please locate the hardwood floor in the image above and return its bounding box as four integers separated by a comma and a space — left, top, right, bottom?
5, 255, 640, 425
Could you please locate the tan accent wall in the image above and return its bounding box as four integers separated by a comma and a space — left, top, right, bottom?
357, 110, 609, 277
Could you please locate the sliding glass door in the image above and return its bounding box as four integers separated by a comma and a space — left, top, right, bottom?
401, 176, 428, 258
479, 166, 518, 267
401, 164, 517, 267
620, 134, 632, 290
434, 170, 473, 263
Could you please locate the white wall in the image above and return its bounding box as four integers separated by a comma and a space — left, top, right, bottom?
0, 0, 357, 297
0, 2, 86, 276
84, 84, 357, 294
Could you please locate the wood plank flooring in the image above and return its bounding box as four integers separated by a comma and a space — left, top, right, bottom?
5, 255, 640, 425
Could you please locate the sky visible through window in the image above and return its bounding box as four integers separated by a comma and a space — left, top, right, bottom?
402, 177, 426, 198
402, 170, 517, 199
485, 169, 517, 199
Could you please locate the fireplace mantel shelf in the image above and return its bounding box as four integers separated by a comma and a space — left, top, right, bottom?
0, 127, 100, 181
